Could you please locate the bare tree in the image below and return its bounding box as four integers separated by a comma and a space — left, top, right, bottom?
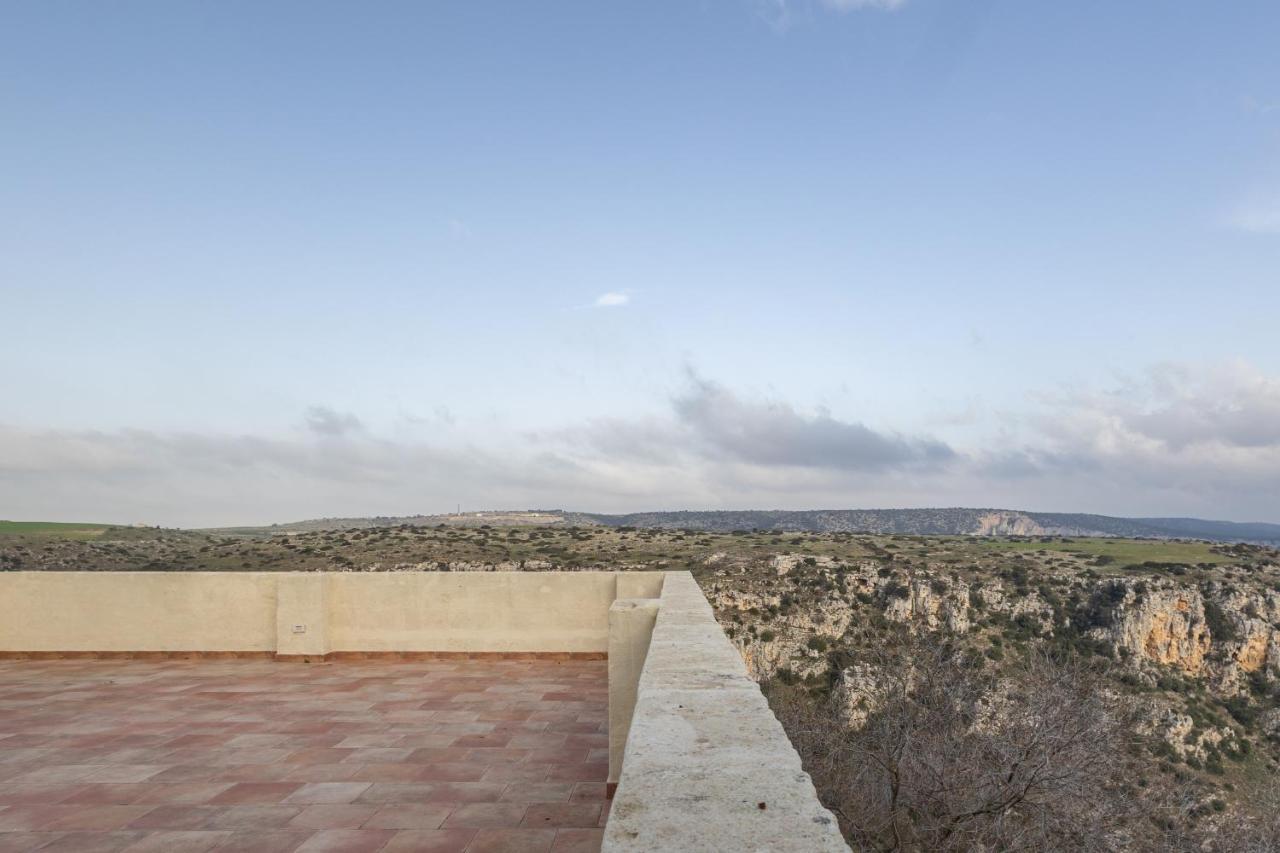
1207, 772, 1280, 853
766, 634, 1152, 852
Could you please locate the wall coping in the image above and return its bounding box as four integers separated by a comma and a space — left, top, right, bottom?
603, 571, 849, 852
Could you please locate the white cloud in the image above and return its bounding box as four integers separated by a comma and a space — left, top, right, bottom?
1228, 194, 1280, 234
304, 406, 363, 438
752, 0, 904, 35
594, 292, 631, 308
819, 0, 906, 11
669, 373, 953, 470
1239, 94, 1280, 116
978, 361, 1280, 510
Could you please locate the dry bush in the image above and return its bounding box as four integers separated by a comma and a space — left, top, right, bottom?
766, 635, 1155, 852
1206, 772, 1280, 853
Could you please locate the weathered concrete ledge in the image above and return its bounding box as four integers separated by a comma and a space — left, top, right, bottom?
603, 571, 849, 852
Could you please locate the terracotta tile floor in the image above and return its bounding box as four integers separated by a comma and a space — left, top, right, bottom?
0, 659, 609, 853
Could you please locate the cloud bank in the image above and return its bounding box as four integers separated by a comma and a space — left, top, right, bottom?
671, 374, 953, 471
2, 362, 1278, 527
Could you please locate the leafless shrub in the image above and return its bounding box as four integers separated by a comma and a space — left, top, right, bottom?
1206, 772, 1280, 853
765, 634, 1156, 852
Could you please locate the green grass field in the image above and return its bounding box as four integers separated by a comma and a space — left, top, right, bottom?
970, 536, 1232, 566
0, 521, 116, 540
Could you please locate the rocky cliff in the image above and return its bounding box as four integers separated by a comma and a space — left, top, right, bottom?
703, 547, 1280, 818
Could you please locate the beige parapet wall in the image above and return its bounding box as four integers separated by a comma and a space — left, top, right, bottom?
326, 572, 657, 653
604, 571, 850, 852
0, 572, 279, 653
0, 571, 664, 655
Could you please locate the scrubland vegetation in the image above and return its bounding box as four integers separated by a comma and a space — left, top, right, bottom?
3, 518, 1279, 848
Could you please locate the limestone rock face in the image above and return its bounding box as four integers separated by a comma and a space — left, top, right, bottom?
883, 576, 972, 633
707, 550, 1280, 756
1261, 708, 1280, 740
1084, 582, 1280, 689
1217, 587, 1280, 681
708, 586, 780, 614
973, 511, 1049, 537
1138, 703, 1232, 762
836, 662, 892, 726
973, 583, 1055, 633
770, 553, 838, 577
1098, 587, 1212, 675
711, 581, 854, 681
771, 554, 800, 576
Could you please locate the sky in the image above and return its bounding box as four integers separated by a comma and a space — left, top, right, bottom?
2, 0, 1279, 527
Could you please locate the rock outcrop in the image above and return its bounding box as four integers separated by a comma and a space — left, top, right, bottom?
1095, 586, 1212, 675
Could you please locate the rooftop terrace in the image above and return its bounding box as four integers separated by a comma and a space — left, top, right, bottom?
0, 657, 607, 852
0, 571, 848, 852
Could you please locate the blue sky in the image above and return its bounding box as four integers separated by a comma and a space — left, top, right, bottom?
2, 1, 1279, 526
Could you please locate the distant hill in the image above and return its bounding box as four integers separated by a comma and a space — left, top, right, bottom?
564, 508, 1280, 543
233, 508, 1280, 545
207, 511, 569, 537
